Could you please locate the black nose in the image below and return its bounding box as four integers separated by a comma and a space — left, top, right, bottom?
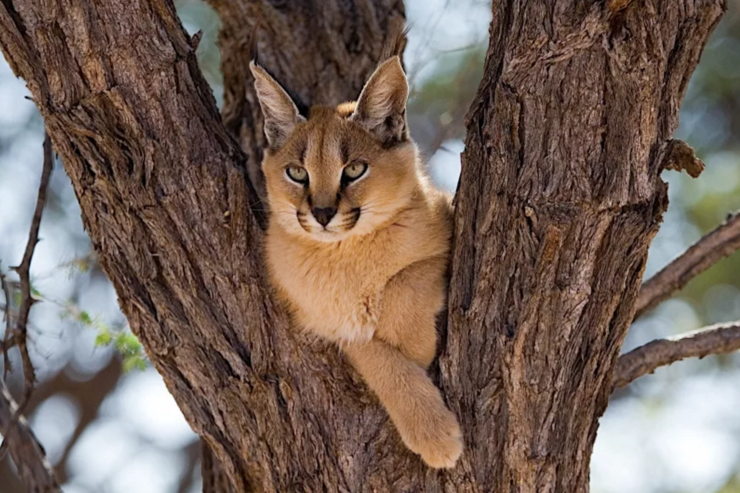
312, 207, 337, 227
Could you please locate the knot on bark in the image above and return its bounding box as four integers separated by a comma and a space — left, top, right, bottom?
661, 139, 705, 179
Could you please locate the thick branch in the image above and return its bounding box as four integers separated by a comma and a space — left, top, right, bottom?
635, 210, 740, 319
614, 321, 740, 389
0, 383, 61, 492
1, 1, 410, 491
441, 0, 725, 490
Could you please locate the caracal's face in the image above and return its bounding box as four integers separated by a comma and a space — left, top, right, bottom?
262, 105, 417, 243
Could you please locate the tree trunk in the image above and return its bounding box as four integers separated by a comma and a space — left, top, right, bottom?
0, 0, 725, 491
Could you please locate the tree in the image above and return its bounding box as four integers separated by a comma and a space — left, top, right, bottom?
0, 0, 736, 491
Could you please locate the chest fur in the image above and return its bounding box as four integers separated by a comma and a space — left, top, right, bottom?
266, 232, 403, 342
265, 202, 451, 343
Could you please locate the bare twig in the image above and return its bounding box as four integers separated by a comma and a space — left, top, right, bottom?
634, 210, 740, 320
614, 321, 740, 389
0, 333, 18, 354
0, 269, 12, 377
423, 52, 481, 159
0, 133, 53, 462
10, 132, 53, 406
0, 381, 62, 492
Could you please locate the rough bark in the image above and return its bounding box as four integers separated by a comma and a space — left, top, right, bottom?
0, 383, 61, 492
0, 0, 725, 492
442, 0, 724, 491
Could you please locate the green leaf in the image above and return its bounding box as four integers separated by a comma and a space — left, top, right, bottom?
30, 286, 42, 299
78, 311, 92, 325
114, 332, 142, 356
95, 329, 112, 347
122, 355, 147, 373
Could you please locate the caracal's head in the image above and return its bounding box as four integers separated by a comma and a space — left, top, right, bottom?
250, 57, 419, 243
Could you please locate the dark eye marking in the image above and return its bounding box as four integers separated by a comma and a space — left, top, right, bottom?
298, 141, 308, 164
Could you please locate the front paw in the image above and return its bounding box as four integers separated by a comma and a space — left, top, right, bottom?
402, 404, 463, 469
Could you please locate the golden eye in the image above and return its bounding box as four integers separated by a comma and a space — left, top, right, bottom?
343, 162, 368, 181
286, 166, 308, 184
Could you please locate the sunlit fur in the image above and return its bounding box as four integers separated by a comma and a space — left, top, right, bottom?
253, 57, 463, 469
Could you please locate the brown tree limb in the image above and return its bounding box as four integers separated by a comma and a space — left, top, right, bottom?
614, 321, 740, 389
0, 382, 62, 492
635, 210, 740, 319
0, 332, 17, 353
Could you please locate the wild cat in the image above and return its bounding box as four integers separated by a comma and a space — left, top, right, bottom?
250, 55, 463, 468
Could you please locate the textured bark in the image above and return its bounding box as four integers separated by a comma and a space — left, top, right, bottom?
441, 0, 725, 491
0, 0, 725, 492
0, 384, 61, 492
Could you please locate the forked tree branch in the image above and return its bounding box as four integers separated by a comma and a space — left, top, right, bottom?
635, 210, 740, 319
0, 134, 53, 463
614, 321, 740, 389
0, 382, 61, 492
10, 132, 53, 408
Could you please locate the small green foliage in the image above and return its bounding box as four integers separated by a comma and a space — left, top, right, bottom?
28, 257, 149, 372
92, 324, 147, 372
114, 332, 142, 356
78, 311, 92, 325
94, 329, 112, 347
122, 354, 147, 373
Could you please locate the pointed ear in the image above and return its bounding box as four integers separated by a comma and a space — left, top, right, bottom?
351, 56, 409, 146
249, 62, 305, 148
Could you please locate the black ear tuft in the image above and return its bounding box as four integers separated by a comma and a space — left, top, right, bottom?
351, 57, 409, 146
381, 21, 411, 62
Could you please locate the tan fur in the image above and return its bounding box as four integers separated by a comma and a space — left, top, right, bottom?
252, 57, 463, 468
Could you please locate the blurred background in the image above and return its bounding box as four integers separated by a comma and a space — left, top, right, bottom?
0, 1, 738, 492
